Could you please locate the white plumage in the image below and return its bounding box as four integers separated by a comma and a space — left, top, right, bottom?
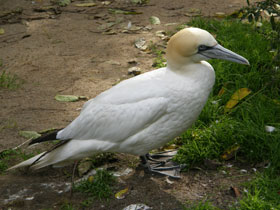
9, 27, 248, 170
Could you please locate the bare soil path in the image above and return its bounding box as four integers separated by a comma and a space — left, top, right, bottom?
0, 0, 252, 209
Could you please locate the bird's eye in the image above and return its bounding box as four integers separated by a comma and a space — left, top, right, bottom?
198, 45, 210, 51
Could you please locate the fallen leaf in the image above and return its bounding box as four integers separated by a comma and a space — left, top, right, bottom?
188, 8, 201, 13
58, 0, 71, 7
115, 187, 129, 199
55, 95, 79, 102
0, 28, 4, 35
88, 175, 94, 183
230, 186, 241, 197
184, 13, 201, 17
224, 88, 251, 112
108, 9, 142, 15
149, 16, 160, 25
218, 87, 226, 97
273, 99, 280, 105
221, 144, 240, 160
215, 12, 226, 18
128, 67, 141, 76
102, 1, 111, 5
162, 144, 178, 151
134, 38, 147, 50
229, 10, 243, 18
19, 131, 41, 139
78, 158, 93, 176
75, 3, 96, 7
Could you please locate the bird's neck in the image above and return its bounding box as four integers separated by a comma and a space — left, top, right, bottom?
166, 60, 215, 90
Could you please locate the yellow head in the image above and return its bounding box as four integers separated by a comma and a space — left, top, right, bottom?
166, 27, 249, 69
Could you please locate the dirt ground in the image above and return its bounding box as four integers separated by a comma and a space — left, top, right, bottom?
0, 0, 253, 209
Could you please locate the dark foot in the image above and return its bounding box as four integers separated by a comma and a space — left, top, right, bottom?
140, 150, 186, 178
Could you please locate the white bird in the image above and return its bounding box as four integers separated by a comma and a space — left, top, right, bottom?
8, 27, 249, 175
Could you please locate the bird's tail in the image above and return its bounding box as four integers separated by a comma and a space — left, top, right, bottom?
7, 140, 70, 171
29, 128, 62, 145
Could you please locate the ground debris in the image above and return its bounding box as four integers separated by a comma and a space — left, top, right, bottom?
55, 95, 87, 102
128, 67, 141, 76
149, 16, 160, 25
75, 3, 97, 7
19, 130, 41, 140
230, 186, 241, 198
123, 204, 152, 210
203, 159, 222, 170
115, 187, 129, 199
134, 38, 147, 50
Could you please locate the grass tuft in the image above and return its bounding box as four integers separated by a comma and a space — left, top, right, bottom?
0, 70, 22, 89
74, 169, 116, 200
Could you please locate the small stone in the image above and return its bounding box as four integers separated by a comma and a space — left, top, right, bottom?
128, 67, 141, 76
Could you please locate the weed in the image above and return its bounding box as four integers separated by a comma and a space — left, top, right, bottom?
0, 70, 22, 89
90, 152, 116, 167
0, 149, 37, 173
148, 42, 167, 68
74, 169, 116, 200
184, 201, 221, 210
59, 202, 75, 210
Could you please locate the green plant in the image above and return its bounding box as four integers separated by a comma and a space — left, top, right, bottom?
148, 42, 167, 69
242, 0, 280, 65
173, 18, 280, 169
0, 70, 22, 89
74, 169, 116, 200
184, 201, 221, 210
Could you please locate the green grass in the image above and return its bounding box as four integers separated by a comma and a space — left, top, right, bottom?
173, 18, 280, 210
184, 201, 221, 210
148, 41, 167, 69
0, 149, 37, 173
74, 169, 116, 200
0, 70, 22, 89
174, 18, 280, 169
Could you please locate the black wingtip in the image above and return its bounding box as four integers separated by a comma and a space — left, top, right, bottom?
29, 129, 62, 145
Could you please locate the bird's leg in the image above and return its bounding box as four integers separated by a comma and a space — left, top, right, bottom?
70, 160, 78, 198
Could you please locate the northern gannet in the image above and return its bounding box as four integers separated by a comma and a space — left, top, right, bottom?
8, 28, 249, 176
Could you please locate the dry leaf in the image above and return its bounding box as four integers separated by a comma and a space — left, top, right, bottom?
75, 3, 96, 7
19, 131, 41, 139
218, 87, 226, 97
221, 144, 240, 160
230, 186, 241, 197
224, 88, 251, 112
115, 187, 129, 199
88, 175, 94, 183
0, 28, 5, 35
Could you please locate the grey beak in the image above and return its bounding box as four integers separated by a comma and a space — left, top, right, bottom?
199, 44, 249, 65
